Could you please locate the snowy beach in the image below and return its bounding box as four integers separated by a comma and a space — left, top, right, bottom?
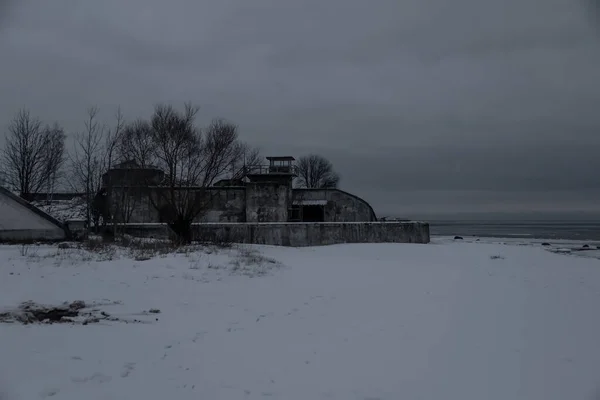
1, 239, 600, 400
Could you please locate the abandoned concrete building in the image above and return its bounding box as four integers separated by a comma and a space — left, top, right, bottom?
102, 156, 377, 224
0, 157, 429, 245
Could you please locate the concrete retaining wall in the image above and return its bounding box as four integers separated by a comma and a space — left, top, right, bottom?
122, 224, 173, 240
122, 221, 430, 246
0, 229, 66, 242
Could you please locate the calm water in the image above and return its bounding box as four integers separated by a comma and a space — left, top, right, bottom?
429, 220, 600, 241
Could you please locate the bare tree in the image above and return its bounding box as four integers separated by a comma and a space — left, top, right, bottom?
123, 104, 242, 243
102, 108, 131, 237
228, 143, 262, 178
116, 118, 154, 167
42, 123, 66, 201
111, 183, 140, 232
296, 154, 340, 189
147, 104, 204, 243
200, 118, 242, 186
1, 109, 66, 200
69, 107, 120, 231
243, 145, 262, 166
104, 107, 125, 172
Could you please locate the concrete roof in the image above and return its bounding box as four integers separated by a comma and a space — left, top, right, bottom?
0, 186, 67, 233
266, 156, 295, 161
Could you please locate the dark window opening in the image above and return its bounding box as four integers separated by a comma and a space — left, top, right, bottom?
289, 206, 301, 222
302, 205, 324, 222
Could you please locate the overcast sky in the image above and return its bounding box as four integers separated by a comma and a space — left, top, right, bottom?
1, 0, 599, 216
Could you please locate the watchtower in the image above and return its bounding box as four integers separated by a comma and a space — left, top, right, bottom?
244, 156, 296, 185
244, 156, 296, 222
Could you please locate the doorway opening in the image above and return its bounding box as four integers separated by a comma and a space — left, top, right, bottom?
301, 205, 325, 222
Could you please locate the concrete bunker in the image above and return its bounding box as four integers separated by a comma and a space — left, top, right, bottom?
59, 156, 429, 245
100, 156, 378, 225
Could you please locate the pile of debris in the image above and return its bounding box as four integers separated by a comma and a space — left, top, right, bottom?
0, 301, 157, 325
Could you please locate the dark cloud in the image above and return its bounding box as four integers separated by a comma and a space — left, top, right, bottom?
585, 0, 600, 30
0, 0, 599, 215
0, 0, 16, 29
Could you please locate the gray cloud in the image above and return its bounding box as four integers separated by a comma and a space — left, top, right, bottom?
0, 0, 16, 28
0, 0, 599, 216
586, 0, 600, 30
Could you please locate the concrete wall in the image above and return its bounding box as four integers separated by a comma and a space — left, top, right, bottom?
122, 221, 430, 246
116, 187, 246, 223
293, 189, 377, 222
28, 192, 83, 201
246, 183, 289, 222
113, 186, 376, 224
121, 224, 174, 240
111, 188, 158, 223
133, 195, 158, 223
0, 188, 66, 241
103, 166, 164, 188
199, 188, 246, 222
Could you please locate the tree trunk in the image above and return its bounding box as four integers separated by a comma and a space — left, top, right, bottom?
169, 218, 193, 245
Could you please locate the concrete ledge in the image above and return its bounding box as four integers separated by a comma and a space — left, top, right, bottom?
122, 222, 430, 246
0, 229, 66, 243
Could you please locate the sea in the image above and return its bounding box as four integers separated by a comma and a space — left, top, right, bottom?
429, 219, 600, 241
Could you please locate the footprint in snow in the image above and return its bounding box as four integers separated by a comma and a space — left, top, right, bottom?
192, 331, 207, 342
40, 388, 59, 398
71, 372, 112, 384
120, 362, 136, 378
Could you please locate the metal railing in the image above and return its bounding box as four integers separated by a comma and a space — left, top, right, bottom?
232, 164, 297, 180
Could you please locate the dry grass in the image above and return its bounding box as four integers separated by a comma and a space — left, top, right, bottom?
229, 247, 281, 277
10, 236, 283, 279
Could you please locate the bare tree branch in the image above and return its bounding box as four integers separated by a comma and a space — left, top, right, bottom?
68, 107, 110, 230
201, 119, 240, 187
120, 104, 244, 243
105, 107, 125, 170
117, 118, 155, 167
296, 154, 340, 189
229, 143, 262, 178
1, 109, 66, 200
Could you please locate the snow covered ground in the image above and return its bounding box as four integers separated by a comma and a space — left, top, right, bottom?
435, 235, 600, 260
1, 239, 600, 400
